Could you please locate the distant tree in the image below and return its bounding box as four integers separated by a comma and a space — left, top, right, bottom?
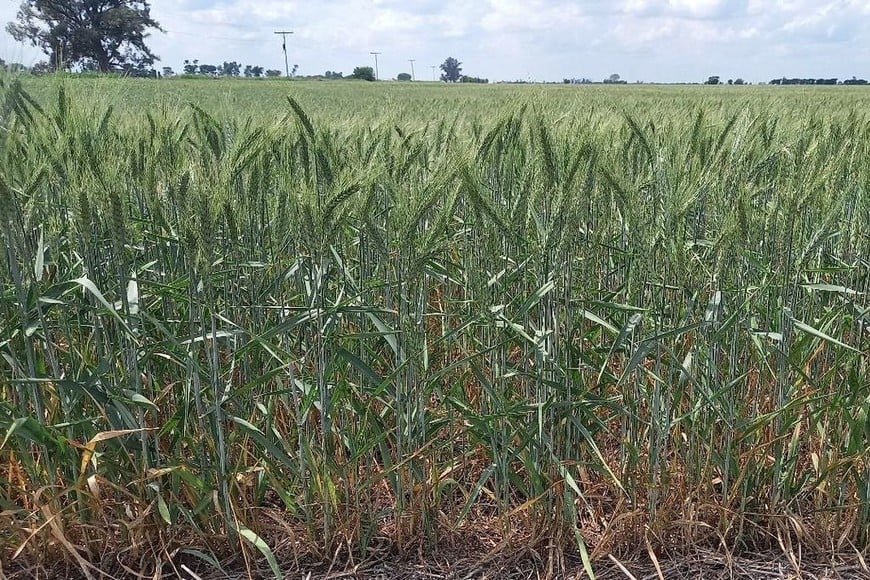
4, 61, 27, 72
183, 59, 198, 75
161, 66, 174, 77
734, 78, 745, 85
199, 64, 217, 76
124, 62, 155, 77
439, 57, 462, 82
397, 72, 412, 81
324, 70, 343, 79
243, 65, 253, 77
265, 69, 282, 78
30, 60, 52, 74
221, 61, 241, 77
0, 59, 27, 72
607, 73, 621, 83
351, 66, 375, 81
251, 66, 264, 78
727, 79, 733, 85
291, 64, 299, 77
459, 75, 488, 84
705, 76, 721, 85
6, 0, 162, 72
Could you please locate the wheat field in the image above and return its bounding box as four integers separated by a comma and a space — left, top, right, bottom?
1, 77, 868, 578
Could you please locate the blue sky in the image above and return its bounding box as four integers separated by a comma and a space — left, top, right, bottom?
1, 0, 869, 83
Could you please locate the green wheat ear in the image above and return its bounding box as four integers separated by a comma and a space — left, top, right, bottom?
75, 187, 92, 238
108, 187, 126, 256
0, 175, 12, 225
223, 200, 239, 245
1, 73, 868, 579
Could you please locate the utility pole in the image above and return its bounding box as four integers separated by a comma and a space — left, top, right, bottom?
409, 59, 416, 81
370, 52, 381, 80
274, 31, 293, 78
431, 65, 437, 81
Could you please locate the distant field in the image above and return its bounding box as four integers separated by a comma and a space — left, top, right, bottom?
1, 75, 868, 579
18, 75, 870, 122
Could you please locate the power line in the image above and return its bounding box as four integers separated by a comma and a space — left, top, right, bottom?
274, 31, 293, 78
370, 51, 381, 81
162, 29, 261, 43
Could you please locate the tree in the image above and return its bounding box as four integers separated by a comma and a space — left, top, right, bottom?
459, 75, 488, 84
161, 66, 173, 77
265, 69, 282, 78
183, 59, 198, 75
705, 76, 721, 85
221, 61, 241, 77
351, 66, 375, 81
6, 1, 161, 73
0, 59, 26, 72
324, 70, 343, 80
440, 57, 462, 82
397, 72, 412, 81
734, 78, 745, 85
199, 64, 217, 76
30, 60, 52, 74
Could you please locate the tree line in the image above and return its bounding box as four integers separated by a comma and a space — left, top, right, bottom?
173, 60, 285, 78
342, 58, 486, 83
769, 77, 869, 85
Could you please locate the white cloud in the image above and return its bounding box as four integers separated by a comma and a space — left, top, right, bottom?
0, 0, 868, 83
481, 0, 586, 32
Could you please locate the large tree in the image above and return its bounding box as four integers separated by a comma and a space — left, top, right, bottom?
6, 1, 161, 72
440, 57, 462, 83
351, 66, 375, 81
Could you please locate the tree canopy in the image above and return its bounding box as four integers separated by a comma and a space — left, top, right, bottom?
440, 57, 462, 83
6, 0, 161, 72
351, 66, 375, 81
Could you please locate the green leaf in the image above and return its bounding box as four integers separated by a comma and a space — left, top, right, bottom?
801, 283, 861, 296
365, 312, 400, 358
457, 462, 496, 523
237, 526, 283, 580
229, 416, 297, 469
73, 276, 133, 336
121, 389, 159, 411
788, 315, 859, 353
582, 310, 618, 335
34, 227, 45, 280
336, 347, 384, 387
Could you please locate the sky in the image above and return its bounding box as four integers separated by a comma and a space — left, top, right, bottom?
1, 0, 869, 83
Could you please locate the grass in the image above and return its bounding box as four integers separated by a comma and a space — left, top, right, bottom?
0, 75, 868, 579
